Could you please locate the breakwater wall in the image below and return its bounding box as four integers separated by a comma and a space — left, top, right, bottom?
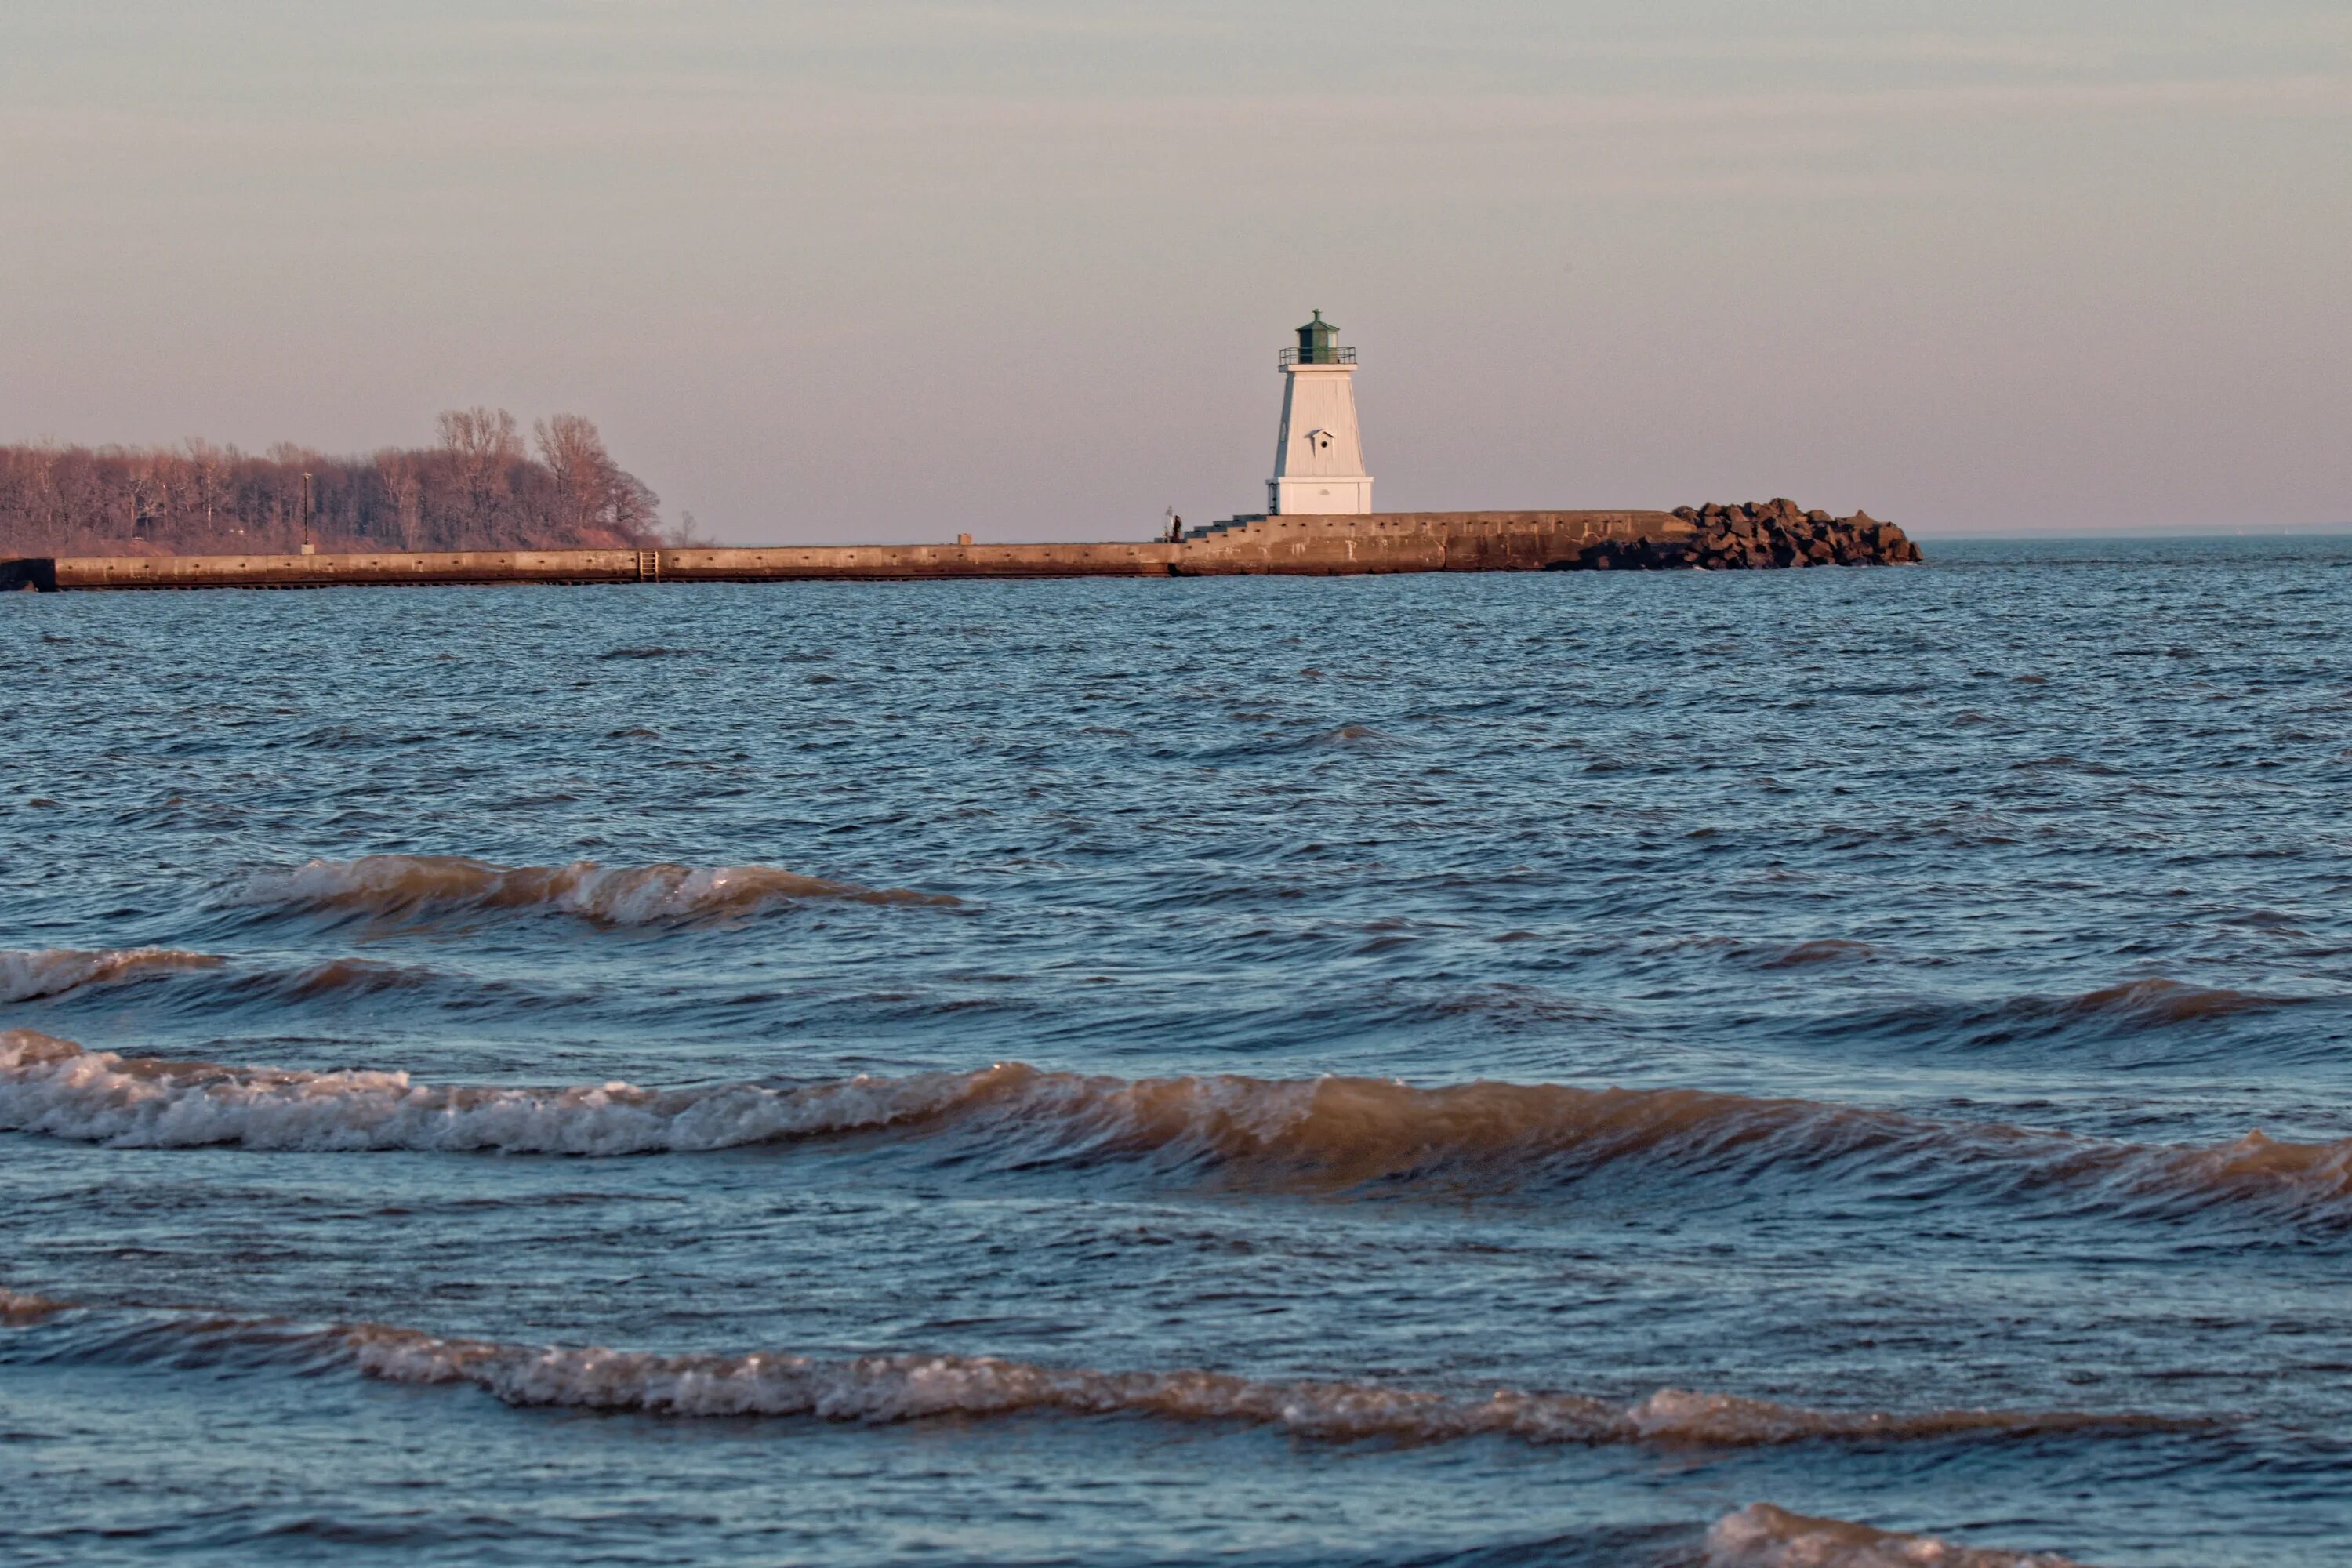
8, 511, 1697, 590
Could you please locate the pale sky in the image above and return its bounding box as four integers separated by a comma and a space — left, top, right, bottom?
3, 2, 2347, 540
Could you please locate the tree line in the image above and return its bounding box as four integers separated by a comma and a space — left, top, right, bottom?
0, 409, 699, 557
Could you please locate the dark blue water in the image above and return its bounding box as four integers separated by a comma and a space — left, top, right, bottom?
6, 537, 2352, 1566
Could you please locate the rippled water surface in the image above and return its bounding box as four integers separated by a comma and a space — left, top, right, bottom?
6, 537, 2352, 1566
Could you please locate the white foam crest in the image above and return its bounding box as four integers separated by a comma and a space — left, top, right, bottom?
1, 948, 222, 1002
1705, 1502, 2092, 1567
230, 855, 955, 926
0, 1289, 2185, 1451
345, 1332, 2130, 1446
0, 1031, 998, 1154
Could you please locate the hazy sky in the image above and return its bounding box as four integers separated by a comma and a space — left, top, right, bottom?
4, 2, 2347, 540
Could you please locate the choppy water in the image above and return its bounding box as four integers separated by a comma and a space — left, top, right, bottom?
6, 536, 2352, 1566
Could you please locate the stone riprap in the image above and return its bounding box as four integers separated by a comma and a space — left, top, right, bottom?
6, 506, 1918, 590
1547, 500, 1919, 572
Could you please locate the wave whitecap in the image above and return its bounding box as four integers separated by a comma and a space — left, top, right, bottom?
0, 1030, 973, 1155
5, 1032, 2349, 1226
1706, 1502, 2089, 1566
0, 1290, 2168, 1451
2, 948, 223, 1002
227, 855, 956, 926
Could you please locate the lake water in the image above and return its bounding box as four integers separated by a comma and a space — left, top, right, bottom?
5, 537, 2350, 1566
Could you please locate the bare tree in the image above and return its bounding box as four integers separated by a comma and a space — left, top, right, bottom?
437, 408, 523, 546
184, 440, 225, 536
608, 470, 661, 543
375, 449, 423, 549
125, 457, 162, 543
534, 413, 609, 539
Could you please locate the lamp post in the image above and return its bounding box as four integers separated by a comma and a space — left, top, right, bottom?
300, 471, 315, 555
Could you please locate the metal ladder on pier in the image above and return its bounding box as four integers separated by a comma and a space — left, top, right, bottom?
636, 550, 661, 583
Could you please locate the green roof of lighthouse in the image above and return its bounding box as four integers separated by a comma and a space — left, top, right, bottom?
1286, 309, 1351, 366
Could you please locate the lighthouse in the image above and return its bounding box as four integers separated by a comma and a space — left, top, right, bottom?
1268, 311, 1372, 515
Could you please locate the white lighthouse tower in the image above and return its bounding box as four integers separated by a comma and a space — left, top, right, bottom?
1268, 310, 1372, 515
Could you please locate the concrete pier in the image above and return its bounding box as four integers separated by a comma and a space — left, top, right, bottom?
1163, 512, 1684, 575
13, 511, 1689, 590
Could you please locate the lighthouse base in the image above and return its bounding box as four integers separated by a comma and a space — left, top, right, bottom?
1268, 477, 1374, 516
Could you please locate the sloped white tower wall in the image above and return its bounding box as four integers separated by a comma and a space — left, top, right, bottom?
1269, 314, 1372, 515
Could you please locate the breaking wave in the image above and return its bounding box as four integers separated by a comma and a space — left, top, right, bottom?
0, 1289, 2171, 1451
5, 1031, 2349, 1225
1, 947, 222, 1002
1705, 1502, 2089, 1566
226, 855, 957, 926
0, 1030, 975, 1155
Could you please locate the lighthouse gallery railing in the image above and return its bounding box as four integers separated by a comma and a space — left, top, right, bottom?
1278, 347, 1356, 367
